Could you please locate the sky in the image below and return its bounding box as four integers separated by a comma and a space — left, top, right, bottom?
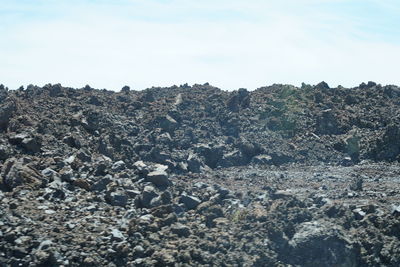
0, 0, 400, 91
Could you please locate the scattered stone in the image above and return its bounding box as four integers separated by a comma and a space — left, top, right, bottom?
187, 153, 202, 173
9, 133, 41, 153
272, 190, 293, 199
0, 101, 16, 131
0, 144, 11, 160
91, 176, 112, 192
73, 178, 91, 191
353, 208, 366, 220
1, 158, 43, 189
251, 154, 273, 165
391, 205, 400, 216
44, 209, 56, 215
110, 228, 125, 241
180, 194, 201, 210
171, 223, 191, 237
76, 149, 91, 162
146, 170, 169, 187
159, 115, 178, 132
105, 189, 129, 207
112, 160, 126, 172
350, 176, 363, 191
139, 186, 158, 208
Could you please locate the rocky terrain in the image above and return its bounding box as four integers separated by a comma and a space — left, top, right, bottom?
1, 81, 400, 266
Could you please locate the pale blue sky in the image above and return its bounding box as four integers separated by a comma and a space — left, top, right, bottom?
1, 0, 399, 90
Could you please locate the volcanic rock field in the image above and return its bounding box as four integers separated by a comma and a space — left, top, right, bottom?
1, 82, 400, 266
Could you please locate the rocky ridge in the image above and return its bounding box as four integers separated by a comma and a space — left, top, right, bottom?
1, 82, 400, 266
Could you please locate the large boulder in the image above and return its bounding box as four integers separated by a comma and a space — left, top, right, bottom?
9, 133, 41, 153
0, 84, 7, 101
186, 153, 203, 173
315, 109, 342, 135
368, 124, 400, 161
0, 144, 12, 161
0, 100, 16, 131
194, 144, 224, 168
1, 158, 44, 190
180, 194, 201, 210
226, 88, 250, 112
159, 115, 178, 132
146, 170, 170, 187
287, 220, 357, 267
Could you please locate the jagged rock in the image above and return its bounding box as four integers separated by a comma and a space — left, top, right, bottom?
156, 132, 173, 144
76, 149, 91, 162
0, 100, 16, 131
159, 115, 178, 132
91, 176, 112, 192
180, 194, 201, 210
41, 168, 61, 184
105, 189, 129, 207
0, 144, 11, 160
139, 186, 159, 208
390, 205, 400, 218
203, 205, 224, 227
288, 220, 357, 267
187, 153, 202, 173
63, 135, 82, 149
194, 144, 224, 168
226, 88, 250, 112
220, 150, 242, 167
238, 140, 261, 159
87, 95, 103, 106
171, 223, 191, 237
145, 170, 169, 187
315, 109, 341, 135
368, 124, 400, 161
174, 93, 183, 107
73, 178, 91, 190
133, 160, 149, 176
48, 84, 62, 97
272, 190, 293, 200
349, 176, 363, 191
353, 208, 366, 220
121, 85, 130, 92
0, 84, 8, 102
9, 133, 41, 153
110, 228, 125, 241
251, 154, 273, 165
270, 153, 293, 165
315, 81, 330, 90
112, 160, 126, 172
1, 158, 44, 190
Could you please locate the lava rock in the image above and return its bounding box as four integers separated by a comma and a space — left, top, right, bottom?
139, 186, 159, 208
146, 170, 170, 187
106, 189, 129, 207
0, 144, 11, 160
171, 223, 191, 237
112, 160, 126, 172
288, 220, 357, 266
1, 158, 43, 190
159, 115, 178, 132
180, 194, 201, 210
9, 133, 41, 153
0, 101, 16, 131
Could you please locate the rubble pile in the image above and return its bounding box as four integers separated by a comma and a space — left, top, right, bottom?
1, 82, 400, 266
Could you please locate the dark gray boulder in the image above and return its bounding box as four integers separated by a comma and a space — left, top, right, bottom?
287, 220, 357, 267
145, 170, 169, 187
